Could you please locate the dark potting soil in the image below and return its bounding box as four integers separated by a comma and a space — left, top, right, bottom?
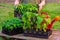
23, 30, 52, 39
2, 27, 23, 35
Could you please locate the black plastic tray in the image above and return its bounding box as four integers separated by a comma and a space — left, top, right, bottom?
2, 27, 23, 35
23, 30, 52, 39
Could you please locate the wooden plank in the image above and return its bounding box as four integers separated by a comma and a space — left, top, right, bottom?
0, 31, 47, 40
0, 30, 60, 40
0, 33, 47, 40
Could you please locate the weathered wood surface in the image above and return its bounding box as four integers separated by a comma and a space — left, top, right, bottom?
0, 30, 60, 40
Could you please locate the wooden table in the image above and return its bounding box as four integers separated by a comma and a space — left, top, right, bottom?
0, 30, 60, 40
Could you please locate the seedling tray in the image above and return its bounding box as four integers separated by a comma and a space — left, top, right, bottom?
2, 27, 23, 35
23, 30, 52, 39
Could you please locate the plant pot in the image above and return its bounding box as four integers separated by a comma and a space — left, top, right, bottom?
23, 29, 52, 39
2, 27, 23, 35
14, 10, 22, 19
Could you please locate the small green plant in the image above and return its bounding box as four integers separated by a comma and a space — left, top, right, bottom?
36, 14, 43, 31
22, 12, 35, 29
2, 17, 23, 30
22, 12, 43, 31
16, 3, 38, 14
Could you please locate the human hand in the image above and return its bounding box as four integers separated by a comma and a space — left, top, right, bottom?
39, 4, 43, 11
39, 0, 45, 11
14, 0, 19, 6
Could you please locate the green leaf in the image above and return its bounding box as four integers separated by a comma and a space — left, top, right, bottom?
36, 16, 43, 24
45, 18, 51, 24
42, 23, 47, 32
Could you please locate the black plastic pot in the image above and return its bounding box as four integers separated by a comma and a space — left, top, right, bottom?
2, 27, 23, 35
23, 29, 52, 39
14, 10, 22, 19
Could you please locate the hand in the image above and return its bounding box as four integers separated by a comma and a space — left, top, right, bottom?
14, 0, 19, 6
39, 4, 43, 11
39, 0, 45, 11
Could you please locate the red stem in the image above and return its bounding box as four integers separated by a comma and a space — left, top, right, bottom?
47, 18, 56, 30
